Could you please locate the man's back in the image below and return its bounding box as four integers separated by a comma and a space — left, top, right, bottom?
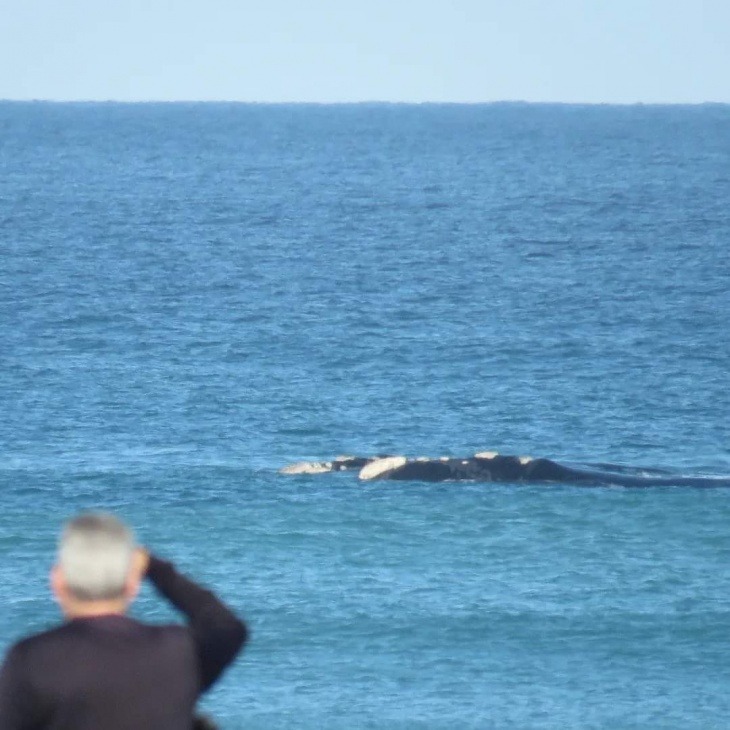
4, 615, 199, 730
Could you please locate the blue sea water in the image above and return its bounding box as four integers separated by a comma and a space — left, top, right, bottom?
1, 101, 729, 728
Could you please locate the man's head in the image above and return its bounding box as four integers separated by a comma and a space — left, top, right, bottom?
52, 513, 144, 616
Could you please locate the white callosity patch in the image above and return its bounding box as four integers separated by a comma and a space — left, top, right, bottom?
474, 451, 499, 459
359, 456, 407, 481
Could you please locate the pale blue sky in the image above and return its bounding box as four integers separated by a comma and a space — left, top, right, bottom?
1, 0, 728, 103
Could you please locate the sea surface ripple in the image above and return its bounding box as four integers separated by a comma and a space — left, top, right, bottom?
1, 102, 729, 728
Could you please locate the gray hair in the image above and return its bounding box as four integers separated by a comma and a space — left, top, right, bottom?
58, 513, 136, 601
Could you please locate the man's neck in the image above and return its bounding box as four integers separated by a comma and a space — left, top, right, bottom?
63, 597, 129, 619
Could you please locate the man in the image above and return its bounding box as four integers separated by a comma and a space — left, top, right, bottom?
0, 513, 248, 729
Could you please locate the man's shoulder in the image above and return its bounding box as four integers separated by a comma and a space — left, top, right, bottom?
6, 623, 69, 656
6, 618, 191, 663
4, 621, 84, 665
1, 624, 64, 676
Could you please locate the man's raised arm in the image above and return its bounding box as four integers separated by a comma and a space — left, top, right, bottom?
144, 553, 249, 691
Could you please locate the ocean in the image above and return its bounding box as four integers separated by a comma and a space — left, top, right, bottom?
1, 101, 729, 728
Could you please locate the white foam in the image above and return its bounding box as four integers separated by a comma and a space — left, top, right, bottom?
519, 456, 533, 465
474, 451, 499, 459
279, 461, 333, 475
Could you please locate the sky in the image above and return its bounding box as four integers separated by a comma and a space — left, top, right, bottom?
1, 0, 729, 103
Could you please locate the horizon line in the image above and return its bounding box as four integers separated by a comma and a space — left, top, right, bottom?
1, 98, 730, 107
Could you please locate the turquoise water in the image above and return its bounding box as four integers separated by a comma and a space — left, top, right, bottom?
1, 102, 730, 728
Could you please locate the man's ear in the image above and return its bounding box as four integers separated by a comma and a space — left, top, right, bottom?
130, 548, 150, 580
50, 565, 67, 605
124, 555, 145, 603
123, 575, 141, 603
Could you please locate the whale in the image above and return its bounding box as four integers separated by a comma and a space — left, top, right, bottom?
279, 455, 394, 475
280, 452, 730, 488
